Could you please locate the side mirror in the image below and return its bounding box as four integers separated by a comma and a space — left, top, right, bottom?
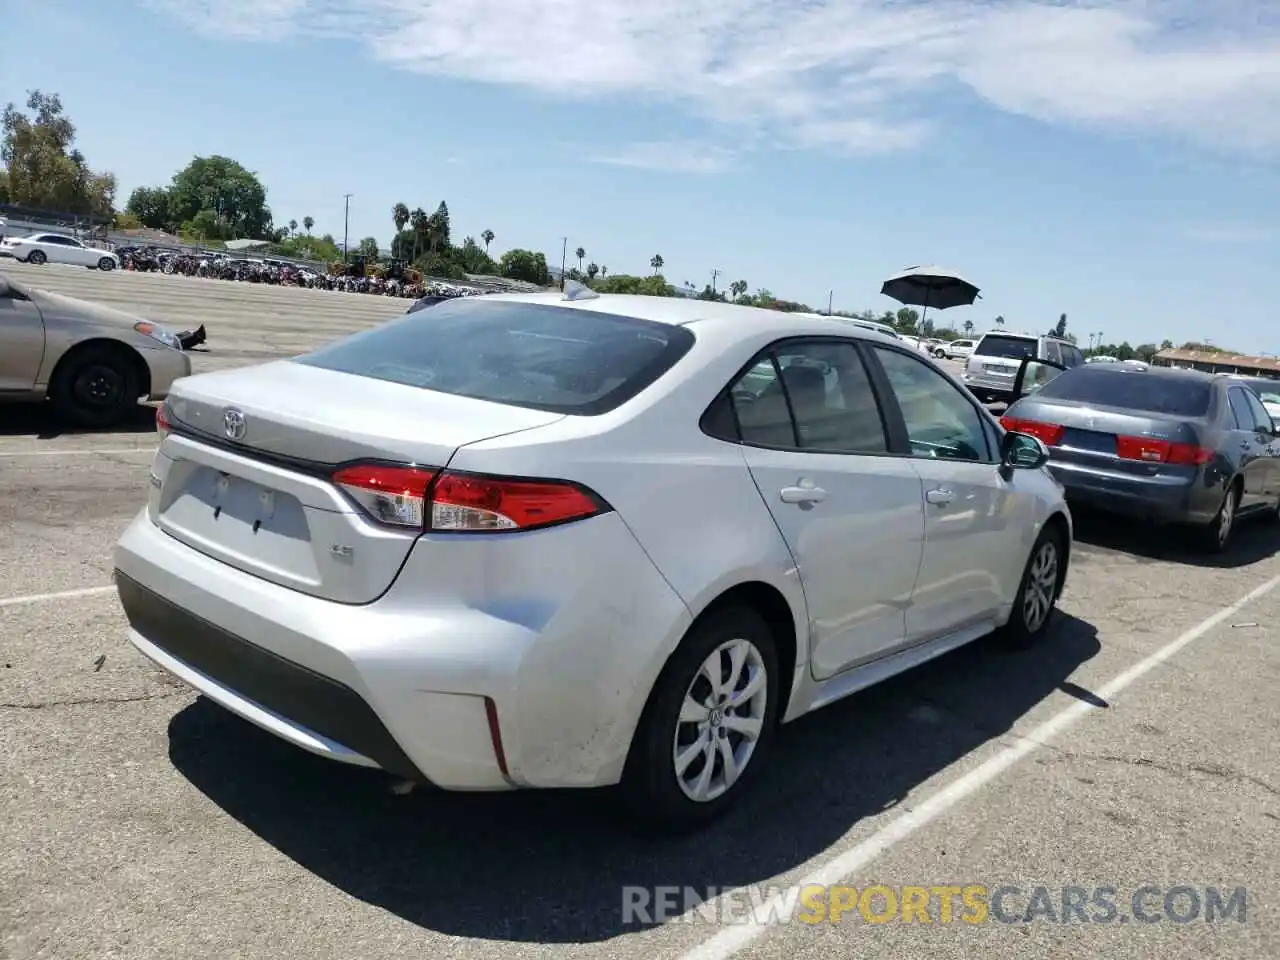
1012, 357, 1067, 399
1000, 431, 1050, 474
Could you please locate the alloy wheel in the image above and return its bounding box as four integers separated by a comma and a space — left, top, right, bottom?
672, 638, 768, 803
1022, 541, 1059, 633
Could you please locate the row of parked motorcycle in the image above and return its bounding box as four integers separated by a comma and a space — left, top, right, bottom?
114, 246, 494, 301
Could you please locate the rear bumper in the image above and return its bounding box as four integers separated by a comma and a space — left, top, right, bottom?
113, 507, 691, 791
963, 373, 1017, 401
1048, 462, 1219, 524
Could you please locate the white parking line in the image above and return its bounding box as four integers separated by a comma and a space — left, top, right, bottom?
0, 448, 155, 457
0, 585, 116, 608
679, 572, 1280, 960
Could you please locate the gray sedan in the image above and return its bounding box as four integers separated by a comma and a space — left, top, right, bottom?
0, 272, 191, 427
1002, 359, 1280, 552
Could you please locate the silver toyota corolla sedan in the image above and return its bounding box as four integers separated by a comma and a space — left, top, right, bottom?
0, 272, 191, 426
114, 288, 1072, 829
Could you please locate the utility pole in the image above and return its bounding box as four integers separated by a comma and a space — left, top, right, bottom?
560, 237, 568, 290
709, 268, 722, 295
827, 289, 834, 315
342, 193, 353, 263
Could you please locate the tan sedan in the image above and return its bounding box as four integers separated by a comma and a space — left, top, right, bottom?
0, 271, 192, 427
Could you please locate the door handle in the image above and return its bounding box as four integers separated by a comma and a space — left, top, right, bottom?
780, 484, 826, 504
925, 487, 955, 506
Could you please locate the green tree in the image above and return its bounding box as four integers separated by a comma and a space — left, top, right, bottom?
575, 246, 585, 271
1054, 313, 1068, 337
302, 215, 313, 235
165, 155, 272, 238
650, 253, 664, 275
586, 262, 599, 280
995, 315, 1005, 328
427, 201, 451, 252
454, 236, 497, 275
481, 228, 495, 253
0, 168, 8, 203
963, 319, 974, 336
409, 207, 428, 262
896, 307, 920, 331
500, 248, 551, 285
357, 236, 380, 259
729, 279, 748, 299
181, 208, 232, 243
288, 218, 297, 236
392, 202, 409, 235
594, 273, 673, 296
125, 186, 172, 230
111, 211, 142, 229
1, 90, 116, 216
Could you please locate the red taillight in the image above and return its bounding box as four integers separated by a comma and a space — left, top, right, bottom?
429, 470, 604, 531
155, 405, 172, 438
332, 463, 437, 529
1115, 436, 1213, 465
332, 463, 606, 532
1000, 416, 1064, 446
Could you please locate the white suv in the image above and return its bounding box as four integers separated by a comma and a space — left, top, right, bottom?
964, 332, 1084, 404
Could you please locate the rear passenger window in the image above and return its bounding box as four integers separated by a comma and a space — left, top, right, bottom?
719, 341, 889, 453
1228, 389, 1254, 430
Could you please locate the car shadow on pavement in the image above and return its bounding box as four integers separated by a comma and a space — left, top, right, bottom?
0, 402, 157, 439
166, 612, 1099, 944
1070, 506, 1280, 569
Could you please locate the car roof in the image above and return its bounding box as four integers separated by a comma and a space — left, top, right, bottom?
479, 291, 907, 345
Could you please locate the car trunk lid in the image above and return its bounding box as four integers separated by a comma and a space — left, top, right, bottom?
154, 361, 565, 603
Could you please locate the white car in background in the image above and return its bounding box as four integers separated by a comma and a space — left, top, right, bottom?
114, 287, 1071, 829
1, 233, 120, 270
938, 339, 976, 360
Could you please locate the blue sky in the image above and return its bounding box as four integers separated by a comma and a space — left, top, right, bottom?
3, 0, 1278, 351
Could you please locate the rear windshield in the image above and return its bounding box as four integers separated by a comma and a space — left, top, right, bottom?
295, 298, 695, 415
1035, 368, 1213, 417
975, 335, 1037, 359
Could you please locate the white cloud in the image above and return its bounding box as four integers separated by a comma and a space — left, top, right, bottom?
147, 0, 1280, 156
589, 141, 736, 173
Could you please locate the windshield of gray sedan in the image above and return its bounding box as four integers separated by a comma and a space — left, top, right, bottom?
295, 299, 695, 415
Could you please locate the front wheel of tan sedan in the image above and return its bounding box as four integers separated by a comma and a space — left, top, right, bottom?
621, 605, 780, 830
49, 343, 141, 428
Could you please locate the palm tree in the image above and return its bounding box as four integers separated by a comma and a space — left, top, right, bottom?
650, 254, 664, 275
481, 229, 494, 253
994, 315, 1005, 328
409, 207, 428, 262
303, 216, 314, 235
963, 319, 974, 336
587, 262, 599, 280
575, 247, 585, 272
601, 266, 608, 278
730, 279, 748, 299
393, 203, 409, 235
288, 219, 297, 237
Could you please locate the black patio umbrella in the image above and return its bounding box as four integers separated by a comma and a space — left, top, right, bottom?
880, 265, 980, 329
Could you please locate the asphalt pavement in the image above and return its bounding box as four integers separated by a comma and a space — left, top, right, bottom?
1, 261, 1276, 960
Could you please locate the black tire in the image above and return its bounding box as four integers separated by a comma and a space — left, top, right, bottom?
48, 344, 141, 428
1194, 483, 1240, 553
26, 249, 47, 265
620, 606, 781, 831
98, 257, 116, 271
1000, 524, 1065, 648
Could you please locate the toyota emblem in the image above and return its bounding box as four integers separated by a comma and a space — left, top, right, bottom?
223, 408, 247, 441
